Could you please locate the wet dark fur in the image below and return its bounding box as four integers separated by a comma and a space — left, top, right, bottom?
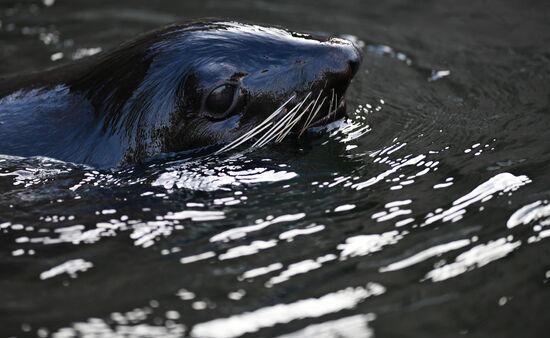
0, 20, 361, 167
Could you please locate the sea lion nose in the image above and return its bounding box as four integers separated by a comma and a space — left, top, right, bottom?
331, 37, 363, 77
320, 38, 363, 95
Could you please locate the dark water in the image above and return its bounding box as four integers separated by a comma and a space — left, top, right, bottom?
1, 0, 550, 337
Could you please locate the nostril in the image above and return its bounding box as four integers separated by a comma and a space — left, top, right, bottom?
348, 58, 361, 76
331, 39, 363, 77
348, 44, 363, 74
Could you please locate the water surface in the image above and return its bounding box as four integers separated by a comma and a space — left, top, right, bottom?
1, 0, 550, 337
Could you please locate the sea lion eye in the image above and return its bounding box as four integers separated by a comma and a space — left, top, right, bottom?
202, 83, 240, 120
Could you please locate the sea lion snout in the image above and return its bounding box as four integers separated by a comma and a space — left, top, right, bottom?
326, 37, 363, 79
305, 38, 362, 105
333, 37, 363, 71
347, 44, 363, 76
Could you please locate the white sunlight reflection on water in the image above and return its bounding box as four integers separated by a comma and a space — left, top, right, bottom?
152, 157, 298, 192
210, 213, 306, 242
190, 283, 385, 338
425, 238, 521, 282
39, 259, 93, 280
507, 200, 550, 229
423, 173, 531, 225
338, 231, 403, 259
276, 313, 375, 338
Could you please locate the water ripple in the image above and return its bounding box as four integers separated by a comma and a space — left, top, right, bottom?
190, 283, 385, 338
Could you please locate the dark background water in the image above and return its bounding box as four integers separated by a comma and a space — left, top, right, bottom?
1, 0, 550, 337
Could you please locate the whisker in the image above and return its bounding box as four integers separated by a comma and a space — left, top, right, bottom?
332, 93, 339, 122
273, 107, 302, 143
214, 86, 346, 156
217, 121, 274, 153
252, 105, 301, 149
215, 94, 296, 154
300, 90, 326, 135
299, 96, 327, 136
276, 93, 320, 141
328, 88, 335, 116
299, 90, 324, 134
275, 99, 316, 143
252, 93, 311, 149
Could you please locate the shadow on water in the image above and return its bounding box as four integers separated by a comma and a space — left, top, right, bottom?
1, 0, 550, 337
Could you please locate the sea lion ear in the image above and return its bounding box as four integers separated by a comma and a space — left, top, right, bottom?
200, 81, 241, 120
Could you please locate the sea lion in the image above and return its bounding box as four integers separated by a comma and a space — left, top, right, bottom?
0, 20, 362, 168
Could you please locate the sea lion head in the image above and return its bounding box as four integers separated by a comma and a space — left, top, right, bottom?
79, 21, 362, 162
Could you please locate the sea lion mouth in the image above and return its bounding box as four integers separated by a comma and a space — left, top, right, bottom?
215, 87, 349, 155
280, 88, 348, 136
301, 95, 347, 130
